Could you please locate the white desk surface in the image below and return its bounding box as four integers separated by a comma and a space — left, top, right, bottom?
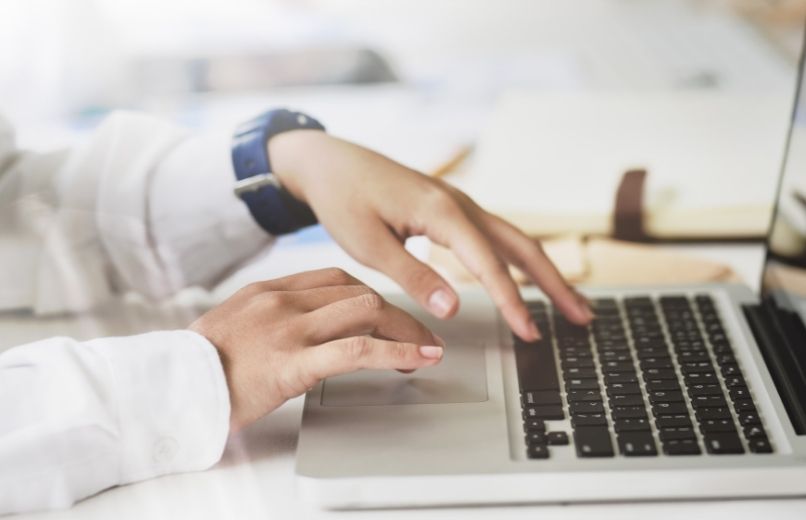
4, 241, 806, 520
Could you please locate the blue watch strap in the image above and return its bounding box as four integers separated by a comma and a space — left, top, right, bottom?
231, 109, 325, 235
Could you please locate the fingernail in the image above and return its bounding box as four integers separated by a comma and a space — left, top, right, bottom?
419, 345, 444, 359
428, 289, 454, 318
579, 301, 595, 321
526, 319, 542, 341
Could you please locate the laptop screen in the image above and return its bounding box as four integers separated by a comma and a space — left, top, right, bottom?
761, 36, 806, 323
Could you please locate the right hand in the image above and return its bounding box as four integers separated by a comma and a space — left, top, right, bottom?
189, 268, 445, 432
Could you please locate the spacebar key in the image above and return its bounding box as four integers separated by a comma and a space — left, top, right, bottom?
514, 337, 560, 391
574, 427, 615, 457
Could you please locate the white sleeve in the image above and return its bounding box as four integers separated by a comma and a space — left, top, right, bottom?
1, 111, 272, 315
0, 330, 231, 515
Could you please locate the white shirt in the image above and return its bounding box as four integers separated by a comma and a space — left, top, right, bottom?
0, 111, 273, 514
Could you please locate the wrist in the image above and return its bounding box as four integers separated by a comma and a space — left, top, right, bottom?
268, 130, 332, 204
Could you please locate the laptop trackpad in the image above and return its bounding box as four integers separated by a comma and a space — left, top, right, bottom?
321, 341, 488, 406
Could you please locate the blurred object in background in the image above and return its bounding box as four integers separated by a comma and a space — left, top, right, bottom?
722, 0, 806, 60
133, 48, 396, 98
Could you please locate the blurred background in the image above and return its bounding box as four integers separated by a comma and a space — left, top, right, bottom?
2, 0, 804, 150
2, 0, 806, 291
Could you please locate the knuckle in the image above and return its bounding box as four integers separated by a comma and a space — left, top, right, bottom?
355, 292, 384, 311
256, 291, 289, 311
390, 342, 413, 361
322, 267, 352, 285
422, 185, 459, 215
343, 336, 372, 362
240, 281, 267, 298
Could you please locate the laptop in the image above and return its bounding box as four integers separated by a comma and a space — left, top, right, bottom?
294, 40, 806, 509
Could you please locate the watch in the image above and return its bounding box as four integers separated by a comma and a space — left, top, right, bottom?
231, 108, 325, 235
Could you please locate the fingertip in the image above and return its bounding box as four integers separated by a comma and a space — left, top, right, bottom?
512, 317, 541, 342
572, 293, 595, 324
418, 345, 444, 359
427, 288, 458, 319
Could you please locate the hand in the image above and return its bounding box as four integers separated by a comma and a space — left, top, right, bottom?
269, 131, 594, 341
189, 268, 444, 432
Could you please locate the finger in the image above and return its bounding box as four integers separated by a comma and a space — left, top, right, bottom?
281, 284, 377, 312
349, 220, 460, 320
299, 293, 442, 347
241, 267, 363, 297
483, 212, 593, 324
430, 211, 539, 341
301, 336, 444, 379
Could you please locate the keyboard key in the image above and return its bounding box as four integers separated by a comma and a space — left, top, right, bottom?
704, 432, 744, 454
662, 438, 702, 456
747, 436, 773, 454
611, 406, 648, 420
684, 372, 719, 385
600, 361, 636, 372
743, 425, 766, 438
729, 387, 750, 401
606, 382, 642, 396
569, 401, 605, 415
571, 413, 608, 427
720, 364, 741, 377
522, 390, 562, 406
524, 419, 546, 432
526, 432, 547, 444
659, 427, 697, 441
738, 411, 761, 426
681, 362, 715, 374
573, 427, 615, 457
617, 431, 658, 456
566, 378, 601, 391
652, 402, 689, 415
562, 358, 595, 369
563, 367, 597, 379
699, 419, 737, 433
677, 351, 711, 363
514, 338, 560, 391
640, 358, 675, 369
642, 368, 678, 380
609, 394, 644, 407
733, 399, 757, 413
598, 352, 632, 362
724, 375, 747, 388
648, 390, 684, 403
636, 348, 670, 359
524, 405, 565, 420
715, 354, 736, 365
655, 414, 693, 429
547, 431, 570, 445
604, 373, 639, 384
614, 417, 652, 432
690, 395, 727, 408
687, 384, 723, 397
696, 407, 733, 420
527, 443, 550, 459
645, 379, 682, 392
567, 389, 603, 403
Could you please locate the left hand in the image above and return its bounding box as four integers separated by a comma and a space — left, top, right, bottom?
269, 131, 593, 341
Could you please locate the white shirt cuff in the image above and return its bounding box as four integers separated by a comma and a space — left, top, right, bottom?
83, 330, 231, 483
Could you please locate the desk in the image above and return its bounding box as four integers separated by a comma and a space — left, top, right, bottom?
4, 242, 806, 520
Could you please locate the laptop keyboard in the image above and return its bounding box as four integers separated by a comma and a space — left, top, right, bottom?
516, 294, 774, 459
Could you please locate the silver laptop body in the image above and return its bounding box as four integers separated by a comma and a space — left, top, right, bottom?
295, 35, 806, 510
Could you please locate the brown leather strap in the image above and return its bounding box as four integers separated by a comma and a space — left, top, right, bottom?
613, 168, 648, 242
